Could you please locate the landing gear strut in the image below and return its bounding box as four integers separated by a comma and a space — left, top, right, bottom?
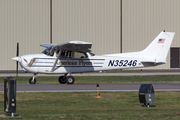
29, 73, 37, 84
58, 74, 75, 84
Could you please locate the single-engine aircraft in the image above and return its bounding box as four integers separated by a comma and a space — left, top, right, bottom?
12, 31, 175, 84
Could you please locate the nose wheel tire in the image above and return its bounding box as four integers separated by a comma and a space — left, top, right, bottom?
59, 76, 66, 84
66, 76, 75, 84
29, 78, 36, 84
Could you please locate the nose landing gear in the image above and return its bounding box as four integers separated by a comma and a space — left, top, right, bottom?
29, 73, 37, 84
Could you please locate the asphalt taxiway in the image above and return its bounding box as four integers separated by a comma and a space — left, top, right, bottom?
1, 72, 180, 77
0, 83, 180, 92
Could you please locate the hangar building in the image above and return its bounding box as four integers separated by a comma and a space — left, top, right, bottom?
0, 0, 180, 71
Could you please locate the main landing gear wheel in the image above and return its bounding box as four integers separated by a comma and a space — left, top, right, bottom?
66, 76, 75, 84
59, 76, 66, 84
29, 78, 36, 84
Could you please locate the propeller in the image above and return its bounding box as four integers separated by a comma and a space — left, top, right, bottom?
16, 41, 19, 77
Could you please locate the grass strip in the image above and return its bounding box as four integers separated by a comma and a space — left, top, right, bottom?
0, 75, 180, 84
0, 91, 180, 119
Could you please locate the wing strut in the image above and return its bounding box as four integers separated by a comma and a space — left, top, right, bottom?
51, 50, 61, 72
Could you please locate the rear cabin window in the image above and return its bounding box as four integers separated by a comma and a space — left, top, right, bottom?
74, 52, 87, 58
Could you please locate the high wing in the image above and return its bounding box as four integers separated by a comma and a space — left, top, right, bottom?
41, 41, 92, 52
40, 43, 56, 48
50, 41, 92, 53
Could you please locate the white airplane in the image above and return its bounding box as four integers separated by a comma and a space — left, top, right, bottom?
12, 31, 175, 84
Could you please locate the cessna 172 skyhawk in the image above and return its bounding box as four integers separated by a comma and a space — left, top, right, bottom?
12, 31, 175, 84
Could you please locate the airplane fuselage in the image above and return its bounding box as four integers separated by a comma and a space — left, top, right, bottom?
18, 53, 152, 74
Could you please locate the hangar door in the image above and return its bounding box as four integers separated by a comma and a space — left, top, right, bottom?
170, 48, 180, 68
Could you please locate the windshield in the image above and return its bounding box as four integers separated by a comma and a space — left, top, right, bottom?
89, 52, 95, 56
42, 47, 51, 56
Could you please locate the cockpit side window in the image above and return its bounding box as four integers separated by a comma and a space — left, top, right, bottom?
65, 51, 72, 58
42, 48, 91, 59
50, 49, 55, 56
74, 52, 87, 58
56, 51, 73, 58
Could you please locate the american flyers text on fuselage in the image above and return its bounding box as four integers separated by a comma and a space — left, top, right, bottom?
57, 60, 92, 66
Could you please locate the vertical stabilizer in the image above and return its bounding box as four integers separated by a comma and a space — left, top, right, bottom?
142, 31, 175, 63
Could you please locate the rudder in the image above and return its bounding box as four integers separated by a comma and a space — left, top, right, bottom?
142, 31, 175, 63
